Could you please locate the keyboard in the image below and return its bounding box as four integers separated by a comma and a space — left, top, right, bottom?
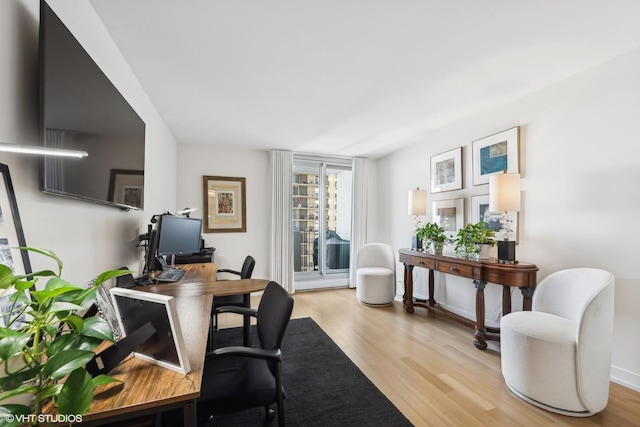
155, 267, 186, 282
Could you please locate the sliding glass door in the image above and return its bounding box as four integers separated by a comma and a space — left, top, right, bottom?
293, 156, 352, 287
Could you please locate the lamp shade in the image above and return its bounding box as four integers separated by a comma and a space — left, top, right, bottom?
489, 173, 521, 212
408, 188, 427, 216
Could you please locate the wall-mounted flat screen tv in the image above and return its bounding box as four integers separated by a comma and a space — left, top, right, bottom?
38, 0, 146, 210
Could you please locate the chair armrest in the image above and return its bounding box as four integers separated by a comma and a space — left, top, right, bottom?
214, 306, 257, 317
217, 268, 241, 276
206, 346, 282, 362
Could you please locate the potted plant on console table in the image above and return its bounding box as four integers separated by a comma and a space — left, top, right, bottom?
417, 222, 450, 254
454, 222, 497, 259
0, 247, 128, 425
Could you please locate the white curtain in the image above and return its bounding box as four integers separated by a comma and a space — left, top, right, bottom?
269, 150, 294, 293
45, 129, 66, 190
349, 157, 369, 288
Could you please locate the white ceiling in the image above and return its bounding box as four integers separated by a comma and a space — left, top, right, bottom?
89, 0, 640, 159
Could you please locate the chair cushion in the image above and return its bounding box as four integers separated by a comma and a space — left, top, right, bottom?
199, 355, 282, 416
213, 294, 246, 309
356, 267, 395, 305
501, 311, 587, 413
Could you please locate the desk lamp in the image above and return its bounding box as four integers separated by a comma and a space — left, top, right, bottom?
408, 188, 427, 250
489, 172, 520, 263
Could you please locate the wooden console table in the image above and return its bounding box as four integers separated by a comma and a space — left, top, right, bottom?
399, 248, 538, 350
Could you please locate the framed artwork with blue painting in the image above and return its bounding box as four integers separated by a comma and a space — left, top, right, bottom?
472, 127, 519, 185
471, 194, 518, 243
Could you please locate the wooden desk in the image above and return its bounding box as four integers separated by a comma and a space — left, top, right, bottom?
399, 249, 538, 350
76, 263, 269, 426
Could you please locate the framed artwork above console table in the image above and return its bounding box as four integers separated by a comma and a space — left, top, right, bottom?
398, 248, 538, 350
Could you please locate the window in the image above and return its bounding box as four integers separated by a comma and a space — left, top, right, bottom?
293, 156, 352, 288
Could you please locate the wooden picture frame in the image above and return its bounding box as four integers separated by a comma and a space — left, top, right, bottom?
0, 164, 32, 329
108, 169, 144, 209
203, 176, 246, 233
430, 147, 463, 193
471, 194, 518, 242
432, 198, 464, 233
472, 126, 519, 185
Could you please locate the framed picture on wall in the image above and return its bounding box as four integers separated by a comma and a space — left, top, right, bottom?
472, 126, 519, 185
108, 169, 144, 209
430, 147, 463, 193
471, 194, 518, 242
0, 163, 32, 329
203, 176, 247, 233
432, 198, 464, 233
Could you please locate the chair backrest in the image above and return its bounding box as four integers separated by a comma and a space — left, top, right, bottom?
240, 255, 256, 279
257, 281, 294, 353
532, 268, 614, 323
356, 243, 395, 270
533, 268, 615, 411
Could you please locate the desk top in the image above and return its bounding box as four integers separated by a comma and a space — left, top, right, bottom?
76, 263, 269, 423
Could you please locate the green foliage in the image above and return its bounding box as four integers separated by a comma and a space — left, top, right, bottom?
416, 222, 450, 243
0, 247, 129, 424
453, 222, 497, 257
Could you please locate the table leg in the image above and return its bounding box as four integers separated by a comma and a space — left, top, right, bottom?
473, 280, 488, 350
403, 264, 414, 313
428, 269, 436, 306
520, 287, 535, 311
502, 285, 512, 316
183, 400, 196, 426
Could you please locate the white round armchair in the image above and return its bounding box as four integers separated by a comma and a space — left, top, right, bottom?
355, 243, 396, 306
500, 268, 615, 416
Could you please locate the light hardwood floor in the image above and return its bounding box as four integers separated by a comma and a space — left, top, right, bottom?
219, 288, 640, 427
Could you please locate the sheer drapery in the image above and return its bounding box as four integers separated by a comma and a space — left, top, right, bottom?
349, 157, 368, 288
270, 150, 294, 293
44, 129, 66, 190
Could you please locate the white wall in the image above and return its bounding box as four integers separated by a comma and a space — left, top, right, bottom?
0, 0, 178, 284
176, 143, 271, 279
378, 46, 640, 391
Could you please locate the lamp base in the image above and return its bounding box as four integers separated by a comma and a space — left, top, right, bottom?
411, 235, 422, 251
497, 240, 516, 263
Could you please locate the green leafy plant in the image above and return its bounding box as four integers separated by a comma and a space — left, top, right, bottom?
0, 247, 129, 424
416, 222, 451, 254
453, 222, 497, 258
416, 222, 448, 243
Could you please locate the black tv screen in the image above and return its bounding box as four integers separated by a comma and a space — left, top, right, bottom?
38, 0, 146, 210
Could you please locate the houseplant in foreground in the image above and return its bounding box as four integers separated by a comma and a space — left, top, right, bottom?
0, 247, 129, 425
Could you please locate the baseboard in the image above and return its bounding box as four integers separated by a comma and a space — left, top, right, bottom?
611, 366, 640, 392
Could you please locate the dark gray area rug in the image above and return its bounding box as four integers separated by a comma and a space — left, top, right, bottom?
200, 317, 413, 426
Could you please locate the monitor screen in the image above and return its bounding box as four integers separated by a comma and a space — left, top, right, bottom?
156, 215, 202, 256
109, 287, 191, 374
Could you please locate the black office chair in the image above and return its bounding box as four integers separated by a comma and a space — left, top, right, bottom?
212, 255, 255, 331
198, 281, 294, 426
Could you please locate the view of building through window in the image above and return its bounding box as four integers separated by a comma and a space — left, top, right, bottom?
293, 158, 352, 285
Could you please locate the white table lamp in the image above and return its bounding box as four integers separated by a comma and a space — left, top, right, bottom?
408, 188, 427, 250
489, 172, 520, 263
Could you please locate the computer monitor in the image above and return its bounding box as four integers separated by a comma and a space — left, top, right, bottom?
156, 215, 202, 257
109, 287, 191, 374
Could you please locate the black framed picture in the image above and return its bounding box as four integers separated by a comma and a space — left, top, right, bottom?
0, 163, 31, 276
0, 163, 32, 329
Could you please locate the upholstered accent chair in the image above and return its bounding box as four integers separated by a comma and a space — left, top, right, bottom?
500, 268, 615, 416
355, 243, 396, 306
